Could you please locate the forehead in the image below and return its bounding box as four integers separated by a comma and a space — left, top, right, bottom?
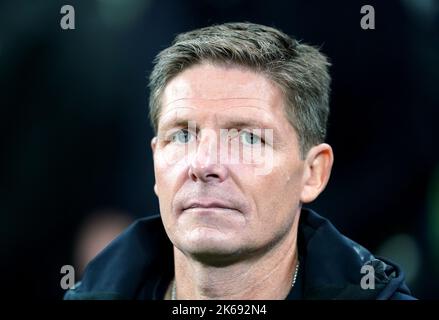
160, 63, 286, 124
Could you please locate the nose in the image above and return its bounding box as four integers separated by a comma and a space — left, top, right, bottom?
188, 129, 228, 183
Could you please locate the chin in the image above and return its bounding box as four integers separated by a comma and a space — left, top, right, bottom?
178, 227, 245, 263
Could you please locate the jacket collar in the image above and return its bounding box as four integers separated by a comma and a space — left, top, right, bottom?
65, 208, 410, 300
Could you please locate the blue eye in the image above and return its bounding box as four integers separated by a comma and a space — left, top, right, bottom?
171, 129, 194, 144
240, 131, 262, 145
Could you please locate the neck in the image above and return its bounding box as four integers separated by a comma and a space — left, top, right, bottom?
173, 211, 300, 300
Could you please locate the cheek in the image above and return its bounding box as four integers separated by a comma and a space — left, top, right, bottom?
154, 156, 188, 233
157, 144, 193, 168
153, 151, 189, 210
252, 160, 303, 223
154, 149, 187, 183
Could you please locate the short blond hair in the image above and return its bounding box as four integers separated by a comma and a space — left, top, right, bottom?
148, 22, 331, 157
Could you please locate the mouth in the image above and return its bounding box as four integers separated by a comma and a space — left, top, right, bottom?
181, 199, 240, 214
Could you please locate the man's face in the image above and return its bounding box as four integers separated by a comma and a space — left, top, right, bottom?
152, 63, 307, 262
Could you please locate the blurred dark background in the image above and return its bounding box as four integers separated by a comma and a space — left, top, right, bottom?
1, 0, 438, 299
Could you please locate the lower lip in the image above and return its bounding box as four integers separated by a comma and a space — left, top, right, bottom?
182, 207, 238, 214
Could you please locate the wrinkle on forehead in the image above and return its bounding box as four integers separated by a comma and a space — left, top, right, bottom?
158, 105, 277, 131
163, 97, 272, 109
161, 63, 282, 108
160, 98, 277, 123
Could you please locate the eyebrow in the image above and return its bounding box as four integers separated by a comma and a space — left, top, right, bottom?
158, 119, 192, 131
221, 119, 274, 131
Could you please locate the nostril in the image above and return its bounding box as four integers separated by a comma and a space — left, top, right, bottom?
205, 173, 220, 181
188, 152, 228, 183
188, 165, 224, 183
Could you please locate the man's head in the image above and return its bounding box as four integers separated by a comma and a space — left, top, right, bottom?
149, 22, 333, 264
149, 22, 331, 157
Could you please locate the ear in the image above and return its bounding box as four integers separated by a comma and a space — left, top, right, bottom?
151, 136, 158, 154
151, 137, 158, 196
300, 143, 334, 203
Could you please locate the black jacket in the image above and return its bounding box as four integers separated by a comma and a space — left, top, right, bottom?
64, 208, 416, 300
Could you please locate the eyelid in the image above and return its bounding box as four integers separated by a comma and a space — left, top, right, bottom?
238, 128, 265, 142
164, 127, 196, 140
